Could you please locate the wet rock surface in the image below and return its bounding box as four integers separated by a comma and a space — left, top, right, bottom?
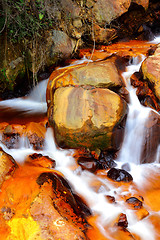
26, 153, 56, 169
126, 197, 143, 209
107, 168, 133, 182
0, 121, 47, 150
117, 213, 128, 228
0, 148, 18, 187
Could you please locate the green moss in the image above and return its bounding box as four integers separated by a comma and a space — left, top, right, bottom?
1, 0, 57, 43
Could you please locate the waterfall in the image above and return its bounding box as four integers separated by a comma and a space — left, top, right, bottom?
117, 56, 154, 165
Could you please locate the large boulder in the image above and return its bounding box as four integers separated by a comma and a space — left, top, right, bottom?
48, 86, 127, 150
47, 59, 128, 150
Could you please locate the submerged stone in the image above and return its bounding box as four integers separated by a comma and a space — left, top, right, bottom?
126, 197, 143, 209
107, 168, 133, 182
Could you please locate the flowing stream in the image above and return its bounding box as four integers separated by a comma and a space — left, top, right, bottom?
0, 41, 160, 239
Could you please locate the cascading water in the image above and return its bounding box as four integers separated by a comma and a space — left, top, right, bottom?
0, 42, 160, 239
117, 56, 153, 165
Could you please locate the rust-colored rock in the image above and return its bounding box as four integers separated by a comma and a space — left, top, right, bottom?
25, 153, 56, 169
130, 71, 160, 112
0, 121, 47, 150
0, 148, 18, 187
26, 122, 46, 150
117, 213, 128, 228
132, 0, 149, 9
0, 163, 89, 240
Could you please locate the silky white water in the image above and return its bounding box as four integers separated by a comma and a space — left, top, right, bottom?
117, 56, 153, 164
0, 47, 160, 239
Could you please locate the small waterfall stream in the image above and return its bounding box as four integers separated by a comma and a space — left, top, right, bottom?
117, 56, 153, 165
0, 41, 160, 239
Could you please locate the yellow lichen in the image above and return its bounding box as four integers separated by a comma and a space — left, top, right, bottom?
7, 217, 43, 240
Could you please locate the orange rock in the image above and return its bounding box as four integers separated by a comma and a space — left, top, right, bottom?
79, 41, 155, 61
26, 122, 46, 150
0, 162, 89, 240
0, 148, 18, 187
25, 153, 56, 169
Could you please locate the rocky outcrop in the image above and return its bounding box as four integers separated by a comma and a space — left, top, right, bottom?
0, 152, 89, 240
141, 44, 160, 102
47, 58, 128, 151
0, 121, 47, 150
1, 0, 159, 98
130, 44, 160, 112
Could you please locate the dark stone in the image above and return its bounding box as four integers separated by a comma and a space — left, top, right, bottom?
107, 168, 133, 182
118, 213, 128, 228
98, 151, 117, 170
73, 194, 92, 218
78, 157, 98, 172
29, 153, 43, 159
126, 197, 143, 209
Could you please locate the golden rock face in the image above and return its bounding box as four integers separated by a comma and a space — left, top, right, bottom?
47, 58, 125, 103
48, 86, 127, 150
0, 156, 89, 240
